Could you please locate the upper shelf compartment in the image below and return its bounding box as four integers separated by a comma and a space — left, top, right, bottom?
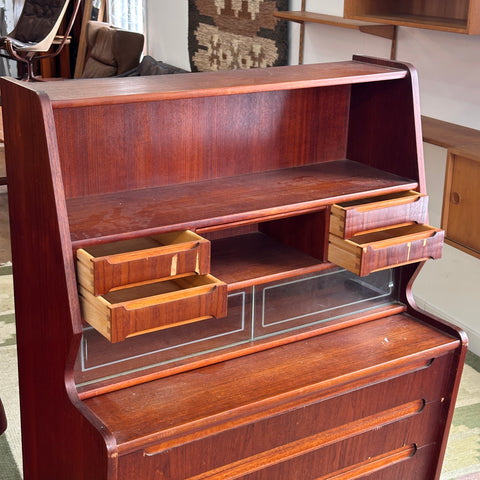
344, 0, 480, 34
12, 58, 423, 246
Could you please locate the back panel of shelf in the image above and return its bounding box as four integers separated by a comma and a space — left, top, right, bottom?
54, 86, 351, 198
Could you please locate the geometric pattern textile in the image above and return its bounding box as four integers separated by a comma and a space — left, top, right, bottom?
188, 0, 288, 72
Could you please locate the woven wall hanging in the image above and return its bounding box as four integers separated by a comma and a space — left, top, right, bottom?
188, 0, 288, 72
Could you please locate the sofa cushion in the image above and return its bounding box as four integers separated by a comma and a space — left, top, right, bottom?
82, 55, 117, 78
82, 21, 144, 78
128, 55, 189, 76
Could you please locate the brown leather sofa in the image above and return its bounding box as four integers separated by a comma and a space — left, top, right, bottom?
81, 21, 144, 78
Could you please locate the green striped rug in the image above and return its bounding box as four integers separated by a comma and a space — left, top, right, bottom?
441, 351, 480, 480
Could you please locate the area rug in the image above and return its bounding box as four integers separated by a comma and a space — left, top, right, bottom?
188, 0, 288, 72
0, 265, 22, 480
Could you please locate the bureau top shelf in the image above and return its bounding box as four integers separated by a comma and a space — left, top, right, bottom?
20, 59, 407, 106
68, 160, 418, 247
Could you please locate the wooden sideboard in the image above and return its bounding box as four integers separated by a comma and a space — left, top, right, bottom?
1, 56, 467, 479
422, 116, 480, 259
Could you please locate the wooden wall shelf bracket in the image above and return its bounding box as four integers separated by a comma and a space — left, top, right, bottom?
274, 11, 398, 62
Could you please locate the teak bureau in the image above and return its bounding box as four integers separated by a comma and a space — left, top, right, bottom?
1, 56, 467, 479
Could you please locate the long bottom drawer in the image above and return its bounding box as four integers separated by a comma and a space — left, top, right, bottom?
117, 352, 455, 479
232, 403, 443, 480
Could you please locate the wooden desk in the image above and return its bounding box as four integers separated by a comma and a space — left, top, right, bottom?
1, 57, 467, 479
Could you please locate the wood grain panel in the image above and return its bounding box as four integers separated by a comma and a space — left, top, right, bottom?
55, 86, 350, 198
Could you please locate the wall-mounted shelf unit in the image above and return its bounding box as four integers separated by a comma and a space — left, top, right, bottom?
279, 1, 479, 66
274, 11, 397, 63
344, 0, 480, 34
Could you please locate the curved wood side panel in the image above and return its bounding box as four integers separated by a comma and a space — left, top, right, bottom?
0, 78, 116, 479
346, 57, 467, 480
405, 262, 469, 480
347, 55, 426, 194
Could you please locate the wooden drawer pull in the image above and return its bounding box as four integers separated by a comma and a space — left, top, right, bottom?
313, 444, 417, 480
450, 192, 461, 205
147, 400, 424, 479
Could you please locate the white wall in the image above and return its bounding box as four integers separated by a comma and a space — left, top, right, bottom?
146, 0, 480, 129
289, 0, 480, 129
145, 0, 191, 71
145, 0, 480, 354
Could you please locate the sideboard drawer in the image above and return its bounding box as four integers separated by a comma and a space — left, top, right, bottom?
79, 274, 227, 342
328, 224, 444, 276
116, 352, 453, 479
330, 191, 428, 239
77, 230, 211, 295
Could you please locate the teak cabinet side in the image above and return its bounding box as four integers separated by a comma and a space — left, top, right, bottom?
1, 56, 467, 479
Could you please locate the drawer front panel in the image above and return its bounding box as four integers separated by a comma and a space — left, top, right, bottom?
117, 353, 454, 479
328, 224, 444, 276
330, 191, 428, 239
232, 411, 441, 480
77, 231, 211, 295
79, 274, 228, 342
349, 443, 438, 480
442, 154, 480, 256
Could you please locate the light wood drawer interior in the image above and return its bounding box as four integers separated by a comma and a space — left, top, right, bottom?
328, 191, 443, 276
328, 224, 444, 276
77, 230, 211, 295
79, 274, 228, 343
330, 190, 428, 239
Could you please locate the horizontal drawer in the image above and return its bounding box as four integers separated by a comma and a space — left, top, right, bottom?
330, 191, 428, 239
116, 352, 454, 479
328, 224, 444, 276
77, 230, 210, 295
79, 274, 228, 343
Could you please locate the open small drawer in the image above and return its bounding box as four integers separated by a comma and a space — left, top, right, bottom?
328, 224, 444, 277
79, 274, 228, 343
77, 231, 210, 295
330, 191, 428, 239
